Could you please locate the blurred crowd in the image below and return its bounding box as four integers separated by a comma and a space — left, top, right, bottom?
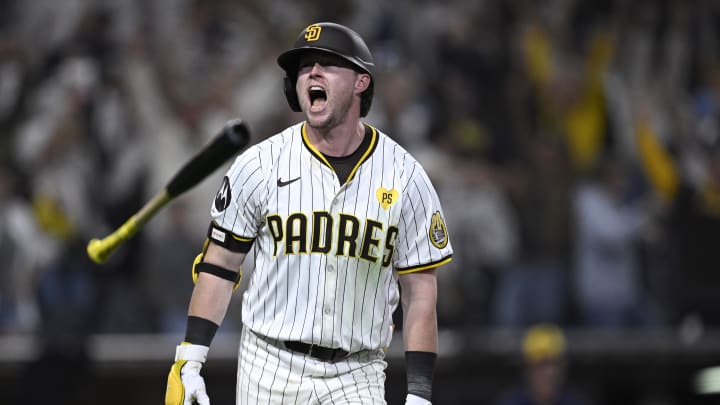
1, 0, 720, 347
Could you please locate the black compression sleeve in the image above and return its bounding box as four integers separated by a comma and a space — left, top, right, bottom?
184, 315, 219, 346
406, 351, 437, 401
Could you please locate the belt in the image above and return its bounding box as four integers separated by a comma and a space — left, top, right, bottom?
283, 340, 351, 363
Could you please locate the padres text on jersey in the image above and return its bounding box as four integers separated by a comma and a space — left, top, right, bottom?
210, 122, 453, 353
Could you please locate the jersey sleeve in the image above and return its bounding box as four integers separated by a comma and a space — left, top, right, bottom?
394, 164, 453, 274
209, 146, 266, 244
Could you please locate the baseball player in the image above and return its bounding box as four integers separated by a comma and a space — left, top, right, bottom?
164, 22, 453, 405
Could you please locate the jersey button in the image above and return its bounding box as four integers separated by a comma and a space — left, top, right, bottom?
327, 265, 335, 272
324, 307, 331, 315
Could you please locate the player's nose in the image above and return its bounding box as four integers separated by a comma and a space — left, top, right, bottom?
309, 62, 325, 75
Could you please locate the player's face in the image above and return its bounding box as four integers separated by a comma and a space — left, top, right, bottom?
296, 52, 368, 129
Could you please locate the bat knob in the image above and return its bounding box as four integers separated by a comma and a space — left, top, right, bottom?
87, 238, 108, 264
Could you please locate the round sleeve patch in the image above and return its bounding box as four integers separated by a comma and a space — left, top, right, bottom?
429, 211, 448, 249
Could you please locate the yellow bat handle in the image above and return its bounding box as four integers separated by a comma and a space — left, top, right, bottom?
87, 191, 171, 264
87, 217, 140, 263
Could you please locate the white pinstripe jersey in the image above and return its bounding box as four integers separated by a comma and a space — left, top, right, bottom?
209, 121, 453, 353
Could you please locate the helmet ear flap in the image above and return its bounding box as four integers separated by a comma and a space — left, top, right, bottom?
283, 76, 301, 112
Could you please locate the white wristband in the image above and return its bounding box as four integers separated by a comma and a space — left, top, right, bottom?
406, 393, 432, 405
175, 343, 209, 363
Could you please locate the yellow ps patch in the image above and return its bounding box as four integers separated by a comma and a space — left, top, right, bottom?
429, 211, 448, 249
376, 188, 399, 210
305, 24, 322, 41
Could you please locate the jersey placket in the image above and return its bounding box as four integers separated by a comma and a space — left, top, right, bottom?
308, 155, 342, 346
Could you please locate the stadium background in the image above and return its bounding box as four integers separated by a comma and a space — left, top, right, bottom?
1, 0, 720, 404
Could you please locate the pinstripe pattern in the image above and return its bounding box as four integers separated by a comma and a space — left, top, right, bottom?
237, 328, 387, 404
210, 121, 452, 403
212, 121, 453, 350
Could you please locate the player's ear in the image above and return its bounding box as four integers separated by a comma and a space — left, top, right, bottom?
354, 73, 371, 94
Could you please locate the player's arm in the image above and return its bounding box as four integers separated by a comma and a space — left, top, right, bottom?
165, 242, 245, 405
188, 242, 245, 325
394, 161, 452, 405
399, 269, 438, 405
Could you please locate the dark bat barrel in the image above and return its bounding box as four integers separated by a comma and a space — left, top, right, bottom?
166, 119, 251, 197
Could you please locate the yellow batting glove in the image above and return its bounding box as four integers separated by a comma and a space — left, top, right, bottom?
165, 343, 210, 405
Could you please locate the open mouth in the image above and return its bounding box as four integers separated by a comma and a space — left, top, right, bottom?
308, 86, 327, 109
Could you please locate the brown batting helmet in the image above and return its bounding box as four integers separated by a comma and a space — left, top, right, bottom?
277, 22, 375, 117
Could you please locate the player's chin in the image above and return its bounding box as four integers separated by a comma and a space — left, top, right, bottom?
304, 113, 332, 129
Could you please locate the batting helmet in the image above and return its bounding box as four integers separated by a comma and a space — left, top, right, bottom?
277, 22, 375, 117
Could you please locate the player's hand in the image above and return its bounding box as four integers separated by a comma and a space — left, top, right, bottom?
405, 393, 432, 405
165, 343, 210, 405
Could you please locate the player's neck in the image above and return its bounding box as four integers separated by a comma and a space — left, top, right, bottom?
304, 120, 365, 158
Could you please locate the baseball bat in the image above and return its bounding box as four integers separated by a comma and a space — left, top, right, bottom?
87, 118, 251, 264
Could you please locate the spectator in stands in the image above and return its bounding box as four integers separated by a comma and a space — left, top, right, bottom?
0, 163, 54, 333
635, 102, 720, 326
435, 153, 519, 328
492, 135, 574, 327
572, 155, 663, 328
495, 323, 592, 405
628, 0, 720, 321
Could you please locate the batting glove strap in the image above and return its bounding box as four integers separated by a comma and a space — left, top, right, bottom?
405, 393, 432, 405
175, 343, 209, 362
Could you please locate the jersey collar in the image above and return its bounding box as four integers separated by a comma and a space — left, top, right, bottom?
301, 122, 378, 183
